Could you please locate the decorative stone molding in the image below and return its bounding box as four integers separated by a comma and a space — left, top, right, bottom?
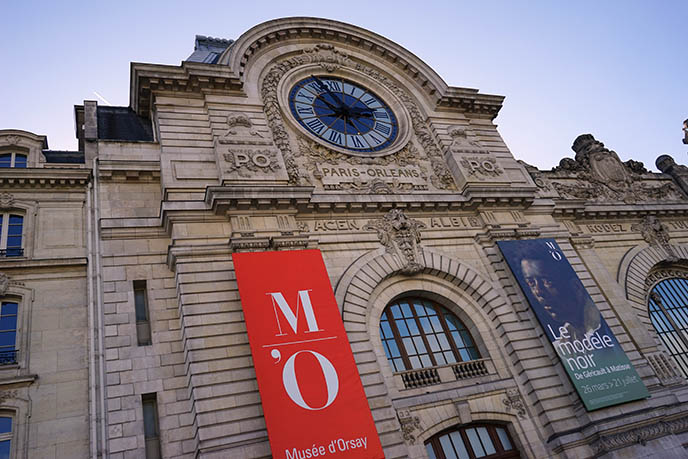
4, 136, 20, 146
459, 156, 502, 179
502, 388, 527, 419
396, 409, 422, 444
0, 193, 15, 209
549, 134, 680, 203
364, 209, 426, 274
217, 113, 271, 146
645, 351, 684, 386
0, 273, 9, 296
591, 418, 688, 454
448, 128, 485, 154
302, 44, 352, 72
632, 216, 677, 262
644, 268, 688, 289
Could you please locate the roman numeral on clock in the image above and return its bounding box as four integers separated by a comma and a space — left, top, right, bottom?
305, 118, 326, 134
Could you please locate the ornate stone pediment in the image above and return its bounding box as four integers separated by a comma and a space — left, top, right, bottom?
543, 134, 681, 203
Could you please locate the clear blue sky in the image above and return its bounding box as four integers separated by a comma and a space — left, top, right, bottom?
1, 1, 685, 170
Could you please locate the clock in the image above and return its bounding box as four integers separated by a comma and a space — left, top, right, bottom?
288, 75, 399, 153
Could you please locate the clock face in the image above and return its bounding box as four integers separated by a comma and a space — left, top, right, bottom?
288, 76, 398, 153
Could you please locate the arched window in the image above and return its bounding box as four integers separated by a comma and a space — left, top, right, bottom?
379, 298, 479, 372
425, 424, 519, 459
649, 278, 688, 378
0, 153, 26, 168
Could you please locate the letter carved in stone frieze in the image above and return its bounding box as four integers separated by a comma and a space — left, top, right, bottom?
632, 216, 677, 262
459, 156, 502, 179
365, 209, 426, 274
223, 149, 282, 177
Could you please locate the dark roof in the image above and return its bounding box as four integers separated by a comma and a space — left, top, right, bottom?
97, 106, 154, 142
186, 35, 233, 64
43, 150, 85, 164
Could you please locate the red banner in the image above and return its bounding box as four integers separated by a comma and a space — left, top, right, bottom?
233, 250, 384, 459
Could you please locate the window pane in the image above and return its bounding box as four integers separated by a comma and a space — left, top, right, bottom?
448, 431, 470, 459
142, 399, 159, 437
13, 155, 27, 168
390, 304, 402, 319
0, 316, 16, 332
465, 428, 486, 457
496, 427, 513, 450
1, 303, 17, 315
134, 289, 148, 322
380, 320, 393, 339
0, 332, 15, 347
0, 439, 9, 459
0, 417, 11, 434
387, 339, 400, 358
400, 302, 413, 317
477, 427, 496, 455
439, 435, 459, 459
0, 155, 11, 168
425, 443, 437, 459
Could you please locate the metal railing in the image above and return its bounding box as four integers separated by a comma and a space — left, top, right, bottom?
0, 349, 18, 365
0, 248, 23, 257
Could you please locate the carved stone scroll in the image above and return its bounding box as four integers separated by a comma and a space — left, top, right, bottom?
632, 216, 677, 262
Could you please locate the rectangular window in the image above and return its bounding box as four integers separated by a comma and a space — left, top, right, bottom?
0, 214, 23, 257
142, 393, 161, 459
0, 302, 18, 365
133, 280, 151, 346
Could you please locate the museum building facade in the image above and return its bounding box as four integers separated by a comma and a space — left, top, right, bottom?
2, 16, 688, 459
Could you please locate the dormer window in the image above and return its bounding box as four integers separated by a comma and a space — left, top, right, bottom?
0, 153, 27, 168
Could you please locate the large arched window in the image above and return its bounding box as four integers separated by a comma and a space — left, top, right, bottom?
379, 298, 479, 372
425, 424, 520, 459
649, 278, 688, 378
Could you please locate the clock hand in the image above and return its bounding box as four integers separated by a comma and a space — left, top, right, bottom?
311, 75, 345, 112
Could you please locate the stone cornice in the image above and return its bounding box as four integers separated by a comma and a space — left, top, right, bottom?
552, 201, 688, 219
131, 61, 242, 115
132, 18, 504, 119
0, 257, 87, 270
0, 168, 90, 189
98, 159, 161, 182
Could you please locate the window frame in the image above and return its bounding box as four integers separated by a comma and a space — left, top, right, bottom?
648, 278, 688, 378
134, 280, 152, 346
425, 423, 520, 459
0, 153, 27, 169
380, 297, 480, 372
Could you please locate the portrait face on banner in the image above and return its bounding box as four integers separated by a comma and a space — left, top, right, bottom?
498, 239, 648, 411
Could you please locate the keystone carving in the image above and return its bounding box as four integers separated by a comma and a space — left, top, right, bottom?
448, 128, 485, 154
502, 388, 527, 419
549, 134, 680, 203
365, 209, 426, 274
459, 156, 502, 178
396, 409, 421, 444
4, 136, 20, 146
0, 193, 14, 209
302, 44, 352, 72
591, 417, 688, 454
631, 216, 677, 262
